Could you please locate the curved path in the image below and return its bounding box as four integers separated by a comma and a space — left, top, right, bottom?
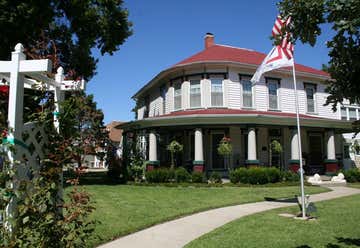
98, 186, 360, 248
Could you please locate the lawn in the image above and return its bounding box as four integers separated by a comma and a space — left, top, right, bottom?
348, 183, 360, 189
185, 194, 360, 248
67, 183, 328, 247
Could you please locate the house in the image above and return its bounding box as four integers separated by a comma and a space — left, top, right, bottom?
121, 33, 357, 175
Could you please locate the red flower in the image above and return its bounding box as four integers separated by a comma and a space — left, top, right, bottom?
0, 85, 9, 95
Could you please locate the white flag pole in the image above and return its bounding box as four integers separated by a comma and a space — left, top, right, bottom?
292, 61, 306, 218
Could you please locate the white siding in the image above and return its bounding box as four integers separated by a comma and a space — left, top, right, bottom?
316, 83, 339, 119
182, 81, 190, 110
136, 68, 345, 120
227, 71, 241, 109
168, 85, 174, 113
254, 77, 267, 111
137, 106, 145, 120
202, 79, 211, 108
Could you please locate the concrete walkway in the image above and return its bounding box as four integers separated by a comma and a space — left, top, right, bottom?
98, 186, 360, 248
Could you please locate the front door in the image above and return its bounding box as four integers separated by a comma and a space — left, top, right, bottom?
308, 133, 324, 174
211, 133, 225, 169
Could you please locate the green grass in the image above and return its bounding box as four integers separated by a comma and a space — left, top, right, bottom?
67, 184, 328, 247
348, 183, 360, 189
185, 194, 360, 248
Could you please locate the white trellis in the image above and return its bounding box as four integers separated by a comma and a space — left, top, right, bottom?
0, 43, 85, 225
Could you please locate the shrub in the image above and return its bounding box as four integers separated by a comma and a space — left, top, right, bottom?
229, 168, 249, 184
209, 171, 222, 184
343, 168, 360, 183
266, 167, 281, 183
145, 168, 173, 183
174, 167, 191, 183
191, 171, 206, 183
247, 167, 269, 184
281, 171, 300, 182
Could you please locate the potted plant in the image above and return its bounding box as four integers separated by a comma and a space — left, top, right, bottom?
217, 136, 232, 169
167, 140, 183, 169
269, 140, 283, 168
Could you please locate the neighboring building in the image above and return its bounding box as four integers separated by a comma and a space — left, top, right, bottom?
82, 121, 124, 168
121, 33, 357, 175
106, 121, 124, 158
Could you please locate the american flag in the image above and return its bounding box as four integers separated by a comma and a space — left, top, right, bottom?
272, 15, 294, 59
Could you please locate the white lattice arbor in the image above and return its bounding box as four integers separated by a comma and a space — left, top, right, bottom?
0, 44, 85, 225
0, 44, 85, 173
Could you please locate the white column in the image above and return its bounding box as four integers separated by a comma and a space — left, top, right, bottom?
194, 128, 204, 162
54, 67, 65, 133
149, 131, 157, 162
247, 128, 257, 161
291, 129, 300, 160
327, 130, 336, 160
8, 44, 25, 143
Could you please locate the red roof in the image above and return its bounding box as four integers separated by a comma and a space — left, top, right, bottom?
175, 45, 329, 77
161, 108, 322, 119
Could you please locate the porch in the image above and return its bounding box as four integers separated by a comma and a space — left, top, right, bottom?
120, 109, 352, 175
125, 125, 345, 176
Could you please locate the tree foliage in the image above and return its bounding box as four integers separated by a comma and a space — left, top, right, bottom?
0, 0, 132, 80
277, 0, 360, 111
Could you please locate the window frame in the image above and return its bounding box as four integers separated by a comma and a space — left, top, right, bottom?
210, 76, 224, 107
189, 78, 202, 109
239, 74, 254, 109
265, 77, 281, 111
173, 80, 182, 111
304, 82, 317, 114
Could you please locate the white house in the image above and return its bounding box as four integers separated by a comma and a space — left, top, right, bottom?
121, 33, 356, 175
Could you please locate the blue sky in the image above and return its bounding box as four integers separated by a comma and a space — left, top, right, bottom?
87, 0, 333, 124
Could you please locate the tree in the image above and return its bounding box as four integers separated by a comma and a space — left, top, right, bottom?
60, 91, 109, 168
0, 0, 132, 80
277, 0, 360, 113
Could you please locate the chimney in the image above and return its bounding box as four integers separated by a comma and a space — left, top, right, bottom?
204, 33, 214, 49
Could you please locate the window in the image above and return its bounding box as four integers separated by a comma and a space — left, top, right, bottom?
211, 78, 223, 107
241, 76, 252, 108
349, 108, 357, 121
174, 82, 182, 110
267, 78, 279, 110
190, 79, 201, 108
304, 83, 316, 113
144, 95, 150, 118
160, 85, 167, 114
341, 107, 347, 120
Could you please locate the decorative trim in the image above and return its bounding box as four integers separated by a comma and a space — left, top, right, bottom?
324, 159, 338, 164
289, 159, 300, 164
193, 160, 204, 165
2, 137, 28, 150
245, 159, 260, 165
147, 160, 160, 165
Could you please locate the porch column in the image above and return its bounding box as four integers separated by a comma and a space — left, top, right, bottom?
193, 128, 204, 172
147, 130, 159, 170
325, 130, 338, 174
246, 128, 259, 166
289, 129, 300, 173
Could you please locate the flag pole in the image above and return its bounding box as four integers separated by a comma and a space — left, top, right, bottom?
292, 61, 306, 218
